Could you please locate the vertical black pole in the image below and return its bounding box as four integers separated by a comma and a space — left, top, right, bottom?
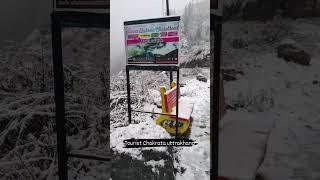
166, 0, 173, 85
175, 67, 179, 138
312, 0, 318, 16
126, 65, 132, 124
166, 0, 170, 16
212, 15, 222, 180
51, 12, 68, 180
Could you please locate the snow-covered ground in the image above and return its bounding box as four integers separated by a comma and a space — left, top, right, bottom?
110, 17, 320, 180
174, 70, 210, 180
110, 68, 211, 179
218, 18, 320, 180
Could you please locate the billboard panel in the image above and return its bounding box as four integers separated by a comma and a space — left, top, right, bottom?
124, 16, 180, 64
56, 0, 109, 9
212, 0, 218, 9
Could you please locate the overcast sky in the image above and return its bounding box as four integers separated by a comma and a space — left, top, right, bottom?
0, 0, 51, 45
110, 0, 194, 74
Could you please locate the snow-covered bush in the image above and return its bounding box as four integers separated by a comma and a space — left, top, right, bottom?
223, 17, 293, 52
233, 89, 275, 112
0, 27, 110, 179
110, 70, 170, 127
260, 18, 292, 45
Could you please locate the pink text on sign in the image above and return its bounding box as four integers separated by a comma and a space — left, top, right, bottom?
168, 31, 178, 36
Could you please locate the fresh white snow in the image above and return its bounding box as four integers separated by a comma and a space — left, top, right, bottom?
144, 159, 166, 174
110, 68, 211, 179
175, 73, 211, 180
110, 119, 171, 160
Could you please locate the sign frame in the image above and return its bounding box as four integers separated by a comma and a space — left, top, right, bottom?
212, 0, 218, 9
55, 0, 110, 9
124, 16, 181, 65
51, 10, 110, 180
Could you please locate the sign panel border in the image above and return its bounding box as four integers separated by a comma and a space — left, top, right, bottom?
124, 16, 181, 65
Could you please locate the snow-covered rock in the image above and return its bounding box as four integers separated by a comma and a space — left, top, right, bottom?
277, 42, 311, 66
196, 74, 208, 82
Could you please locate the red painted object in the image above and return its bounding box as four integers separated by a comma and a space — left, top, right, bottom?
168, 31, 179, 36
164, 86, 181, 113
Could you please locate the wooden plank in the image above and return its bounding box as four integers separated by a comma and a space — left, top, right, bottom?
164, 87, 181, 112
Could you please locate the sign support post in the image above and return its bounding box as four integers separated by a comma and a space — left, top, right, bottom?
165, 2, 178, 138
175, 67, 179, 138
51, 1, 110, 179
211, 0, 222, 179
166, 0, 174, 87
51, 12, 68, 180
212, 17, 222, 180
126, 66, 132, 124
124, 16, 181, 137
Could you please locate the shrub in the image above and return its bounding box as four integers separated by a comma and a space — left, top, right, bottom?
234, 89, 275, 112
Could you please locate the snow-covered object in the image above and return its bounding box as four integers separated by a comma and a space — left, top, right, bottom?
196, 74, 207, 82
277, 40, 311, 66
170, 96, 195, 121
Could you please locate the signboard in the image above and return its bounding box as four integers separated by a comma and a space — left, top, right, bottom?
56, 0, 109, 9
124, 16, 180, 64
212, 0, 218, 9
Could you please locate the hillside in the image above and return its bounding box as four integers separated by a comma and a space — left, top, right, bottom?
218, 17, 320, 179
0, 27, 110, 180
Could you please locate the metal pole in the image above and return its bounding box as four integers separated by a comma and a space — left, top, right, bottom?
212, 15, 222, 180
166, 0, 170, 16
51, 12, 68, 180
313, 0, 318, 16
175, 67, 179, 138
166, 0, 173, 86
126, 65, 132, 124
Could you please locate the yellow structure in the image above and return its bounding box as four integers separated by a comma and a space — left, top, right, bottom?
156, 82, 191, 134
